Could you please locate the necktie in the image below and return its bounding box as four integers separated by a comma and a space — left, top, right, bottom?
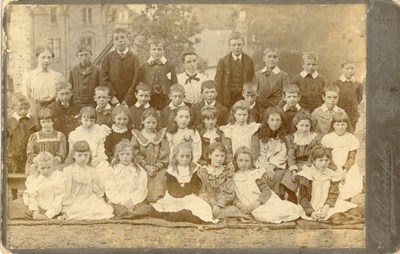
185, 73, 200, 84
235, 58, 240, 64
288, 106, 297, 112
150, 60, 163, 66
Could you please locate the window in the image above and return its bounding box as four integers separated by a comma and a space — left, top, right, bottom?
82, 8, 92, 24
50, 7, 57, 23
81, 37, 93, 49
48, 38, 61, 58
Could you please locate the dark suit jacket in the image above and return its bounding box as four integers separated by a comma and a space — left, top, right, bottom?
192, 100, 229, 128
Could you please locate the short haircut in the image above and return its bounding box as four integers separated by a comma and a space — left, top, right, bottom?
207, 142, 227, 156
302, 52, 319, 63
263, 47, 280, 57
55, 81, 72, 93
113, 27, 129, 36
148, 36, 165, 48
79, 106, 97, 120
35, 45, 55, 58
135, 82, 151, 93
228, 31, 244, 44
201, 80, 217, 92
169, 84, 185, 94
76, 44, 93, 55
242, 82, 258, 92
201, 106, 218, 121
323, 84, 340, 96
111, 105, 130, 121
340, 58, 357, 67
283, 84, 300, 96
37, 107, 55, 121
94, 85, 110, 95
11, 93, 30, 107
180, 48, 197, 63
309, 145, 331, 162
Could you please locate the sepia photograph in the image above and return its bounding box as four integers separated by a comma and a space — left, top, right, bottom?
2, 2, 372, 251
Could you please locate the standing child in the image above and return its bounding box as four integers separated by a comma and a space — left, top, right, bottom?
220, 100, 260, 160
159, 84, 187, 128
255, 106, 287, 198
139, 36, 178, 110
166, 106, 202, 164
8, 152, 65, 220
26, 108, 67, 172
291, 52, 327, 112
104, 105, 132, 162
242, 82, 264, 123
61, 141, 114, 220
321, 112, 363, 201
281, 111, 321, 204
131, 108, 170, 202
311, 84, 346, 136
100, 28, 140, 106
128, 82, 153, 130
153, 142, 217, 223
332, 59, 363, 132
69, 44, 100, 109
68, 107, 110, 168
94, 86, 113, 127
197, 106, 232, 166
7, 94, 38, 199
232, 147, 301, 223
214, 32, 255, 108
253, 47, 290, 109
22, 45, 65, 117
105, 140, 153, 219
191, 80, 229, 128
297, 146, 359, 222
281, 84, 302, 134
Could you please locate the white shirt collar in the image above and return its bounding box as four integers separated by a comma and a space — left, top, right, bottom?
185, 71, 198, 77
261, 66, 281, 74
321, 104, 339, 113
117, 48, 129, 56
147, 56, 167, 65
169, 101, 186, 109
300, 70, 319, 79
96, 103, 112, 111
339, 75, 356, 83
204, 100, 216, 107
283, 103, 301, 112
12, 112, 31, 121
249, 102, 256, 109
33, 66, 51, 74
134, 102, 151, 109
232, 53, 242, 61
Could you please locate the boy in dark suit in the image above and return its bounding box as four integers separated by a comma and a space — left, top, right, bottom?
242, 82, 263, 123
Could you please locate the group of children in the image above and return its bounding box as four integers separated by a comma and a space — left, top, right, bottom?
7, 28, 364, 224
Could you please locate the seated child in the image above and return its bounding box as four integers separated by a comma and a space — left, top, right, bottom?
297, 146, 359, 222
8, 152, 65, 220
159, 84, 187, 128
280, 84, 302, 134
197, 106, 232, 166
128, 82, 153, 130
192, 80, 229, 128
61, 141, 114, 220
105, 105, 132, 162
94, 86, 113, 127
311, 84, 346, 136
26, 108, 67, 172
242, 81, 264, 123
131, 108, 169, 202
231, 147, 301, 223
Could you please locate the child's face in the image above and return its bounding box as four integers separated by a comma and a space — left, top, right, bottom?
118, 147, 133, 166
142, 116, 157, 132
302, 58, 318, 74
242, 89, 258, 105
37, 50, 53, 70
333, 121, 347, 136
267, 113, 282, 131
77, 50, 92, 66
296, 119, 311, 135
135, 90, 151, 106
114, 113, 129, 129
176, 148, 192, 167
264, 50, 279, 69
113, 32, 129, 52
57, 88, 73, 105
184, 55, 198, 74
229, 38, 244, 57
234, 109, 249, 126
283, 92, 300, 107
81, 116, 95, 129
149, 43, 164, 60
169, 91, 185, 107
94, 90, 111, 108
174, 109, 191, 129
40, 118, 54, 132
37, 160, 54, 178
313, 156, 330, 171
322, 91, 339, 109
342, 63, 356, 79
14, 103, 29, 117
73, 151, 91, 167
203, 117, 217, 130
209, 149, 226, 167
236, 153, 252, 171
202, 88, 217, 104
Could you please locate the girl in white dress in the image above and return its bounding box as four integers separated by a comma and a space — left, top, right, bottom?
232, 147, 301, 223
166, 106, 202, 164
297, 146, 358, 221
321, 112, 363, 200
220, 100, 261, 160
61, 141, 114, 220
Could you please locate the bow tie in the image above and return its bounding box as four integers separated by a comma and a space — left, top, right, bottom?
287, 106, 298, 112
185, 73, 200, 84
263, 70, 270, 76
97, 107, 111, 115
150, 60, 163, 66
19, 116, 30, 122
